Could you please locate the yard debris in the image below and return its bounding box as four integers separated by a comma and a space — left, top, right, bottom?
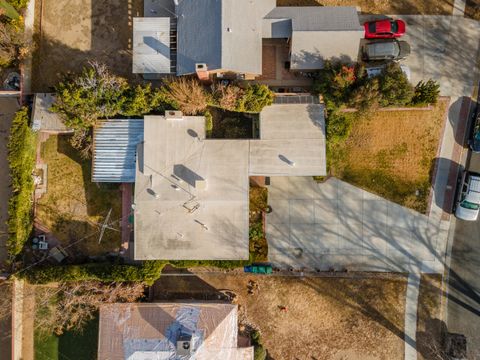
247, 280, 259, 295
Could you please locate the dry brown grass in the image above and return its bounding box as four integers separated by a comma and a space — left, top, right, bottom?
333, 99, 448, 213
165, 77, 208, 115
36, 135, 121, 256
154, 273, 408, 360
276, 0, 453, 15
416, 275, 446, 360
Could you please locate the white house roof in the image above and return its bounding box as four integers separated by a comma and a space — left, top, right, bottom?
133, 17, 171, 74
134, 115, 250, 261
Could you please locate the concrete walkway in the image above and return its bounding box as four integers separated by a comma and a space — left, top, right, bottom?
453, 0, 466, 16
404, 272, 421, 360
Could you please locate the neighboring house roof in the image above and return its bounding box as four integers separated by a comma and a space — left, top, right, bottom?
133, 17, 171, 74
249, 104, 326, 176
134, 114, 250, 260
175, 0, 276, 75
31, 93, 72, 133
264, 6, 363, 69
92, 119, 144, 183
97, 303, 253, 360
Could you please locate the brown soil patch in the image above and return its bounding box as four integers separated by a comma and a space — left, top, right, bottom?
277, 0, 453, 15
32, 0, 144, 92
334, 100, 448, 213
153, 273, 407, 360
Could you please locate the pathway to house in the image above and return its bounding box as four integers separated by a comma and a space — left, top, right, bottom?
404, 272, 421, 360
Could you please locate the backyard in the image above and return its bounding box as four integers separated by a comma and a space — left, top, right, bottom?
152, 273, 408, 360
35, 134, 122, 257
331, 99, 448, 213
32, 0, 144, 91
277, 0, 453, 14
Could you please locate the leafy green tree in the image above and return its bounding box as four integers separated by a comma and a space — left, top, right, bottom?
7, 107, 36, 257
378, 62, 414, 107
349, 77, 380, 111
411, 79, 440, 105
121, 84, 176, 116
236, 84, 274, 113
52, 62, 129, 129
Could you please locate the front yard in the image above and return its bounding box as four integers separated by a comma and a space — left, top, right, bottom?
330, 99, 448, 213
152, 273, 407, 360
35, 134, 121, 257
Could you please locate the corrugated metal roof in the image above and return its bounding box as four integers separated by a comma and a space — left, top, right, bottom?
92, 119, 144, 183
133, 17, 171, 74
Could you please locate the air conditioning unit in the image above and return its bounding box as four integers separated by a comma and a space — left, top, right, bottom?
176, 340, 191, 356
165, 110, 183, 120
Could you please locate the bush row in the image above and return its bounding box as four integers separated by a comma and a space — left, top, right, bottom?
21, 261, 167, 285
7, 107, 36, 257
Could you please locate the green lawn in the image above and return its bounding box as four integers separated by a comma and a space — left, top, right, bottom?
35, 315, 99, 360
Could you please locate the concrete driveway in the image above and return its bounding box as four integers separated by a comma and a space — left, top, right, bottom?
266, 176, 449, 273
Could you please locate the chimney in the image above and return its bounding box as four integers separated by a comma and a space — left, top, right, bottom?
195, 63, 209, 81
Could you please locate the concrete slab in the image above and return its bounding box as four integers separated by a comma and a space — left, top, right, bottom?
266, 177, 448, 272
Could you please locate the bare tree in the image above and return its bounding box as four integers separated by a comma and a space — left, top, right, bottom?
35, 281, 145, 337
164, 77, 208, 115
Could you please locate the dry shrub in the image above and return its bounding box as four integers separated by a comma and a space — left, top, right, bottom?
35, 281, 145, 336
211, 83, 244, 111
165, 77, 208, 115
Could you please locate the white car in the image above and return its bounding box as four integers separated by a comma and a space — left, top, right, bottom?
366, 64, 411, 82
455, 172, 480, 221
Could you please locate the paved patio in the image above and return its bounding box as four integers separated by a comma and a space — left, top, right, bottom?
266, 177, 449, 273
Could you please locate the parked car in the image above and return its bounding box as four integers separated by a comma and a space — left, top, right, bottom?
469, 112, 480, 153
366, 64, 411, 81
454, 171, 480, 221
363, 40, 411, 61
364, 19, 406, 39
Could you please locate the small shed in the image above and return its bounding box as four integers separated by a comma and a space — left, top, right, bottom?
31, 93, 73, 133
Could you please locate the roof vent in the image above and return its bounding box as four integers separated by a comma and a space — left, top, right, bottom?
177, 334, 192, 356
165, 110, 183, 120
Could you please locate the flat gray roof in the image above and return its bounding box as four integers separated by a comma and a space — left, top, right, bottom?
92, 119, 144, 183
134, 115, 250, 260
31, 93, 72, 133
264, 6, 363, 69
133, 17, 171, 74
176, 0, 275, 75
249, 104, 326, 176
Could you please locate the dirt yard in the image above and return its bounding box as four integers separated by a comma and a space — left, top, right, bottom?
332, 99, 448, 213
277, 0, 453, 15
32, 0, 144, 92
35, 134, 121, 257
152, 273, 407, 360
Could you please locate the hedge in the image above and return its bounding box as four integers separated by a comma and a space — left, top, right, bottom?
7, 107, 36, 258
21, 261, 167, 285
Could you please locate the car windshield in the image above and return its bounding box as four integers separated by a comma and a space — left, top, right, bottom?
461, 200, 480, 210
391, 21, 398, 33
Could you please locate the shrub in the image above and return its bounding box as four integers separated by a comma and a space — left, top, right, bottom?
313, 62, 356, 105
378, 62, 414, 107
411, 79, 440, 105
163, 77, 208, 115
211, 83, 244, 111
52, 62, 129, 129
0, 1, 20, 19
236, 84, 274, 113
251, 330, 267, 360
121, 84, 177, 116
349, 77, 380, 111
22, 261, 167, 285
7, 107, 36, 257
5, 0, 29, 11
204, 110, 213, 136
0, 19, 25, 67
